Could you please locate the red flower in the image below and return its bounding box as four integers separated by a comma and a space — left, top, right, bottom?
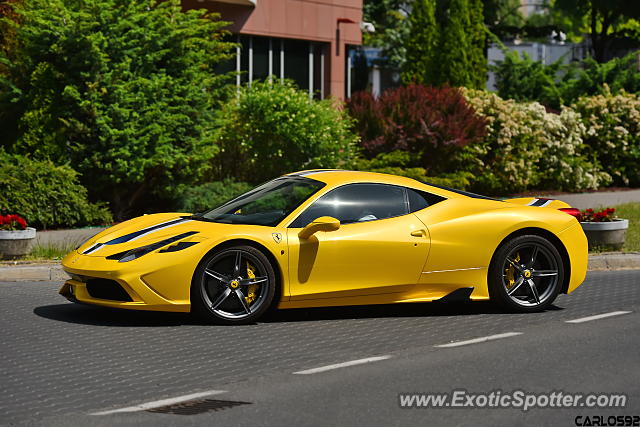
0, 214, 28, 230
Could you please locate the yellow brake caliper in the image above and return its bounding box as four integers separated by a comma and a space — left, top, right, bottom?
505, 253, 521, 290
245, 262, 258, 305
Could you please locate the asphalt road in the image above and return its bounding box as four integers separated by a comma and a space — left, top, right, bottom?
1, 270, 639, 426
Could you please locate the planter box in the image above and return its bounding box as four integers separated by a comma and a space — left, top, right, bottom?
580, 219, 628, 251
0, 227, 37, 259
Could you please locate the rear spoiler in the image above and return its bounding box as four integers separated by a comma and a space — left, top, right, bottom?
505, 197, 582, 220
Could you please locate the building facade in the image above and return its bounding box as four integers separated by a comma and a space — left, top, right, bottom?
183, 0, 363, 100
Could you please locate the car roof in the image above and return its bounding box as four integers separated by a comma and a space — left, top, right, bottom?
286, 169, 467, 199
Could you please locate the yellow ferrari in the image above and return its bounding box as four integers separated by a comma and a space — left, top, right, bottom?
60, 170, 588, 324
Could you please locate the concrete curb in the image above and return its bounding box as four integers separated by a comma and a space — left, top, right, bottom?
2, 252, 640, 282
0, 264, 68, 282
587, 252, 640, 271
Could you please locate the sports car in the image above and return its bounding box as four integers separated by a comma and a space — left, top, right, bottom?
60, 170, 588, 324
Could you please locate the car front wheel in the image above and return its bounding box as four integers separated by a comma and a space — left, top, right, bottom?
191, 245, 276, 325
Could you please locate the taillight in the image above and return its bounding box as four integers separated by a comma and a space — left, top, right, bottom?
559, 208, 582, 222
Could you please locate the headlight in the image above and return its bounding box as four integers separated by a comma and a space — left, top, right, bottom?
107, 231, 199, 263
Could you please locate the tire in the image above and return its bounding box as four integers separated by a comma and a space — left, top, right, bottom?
488, 234, 564, 313
191, 245, 276, 325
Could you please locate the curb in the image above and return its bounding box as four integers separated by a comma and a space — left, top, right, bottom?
0, 264, 68, 282
2, 253, 640, 282
586, 252, 640, 271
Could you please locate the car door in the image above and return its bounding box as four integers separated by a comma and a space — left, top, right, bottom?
286, 183, 430, 301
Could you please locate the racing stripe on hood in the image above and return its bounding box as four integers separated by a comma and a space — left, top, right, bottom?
81, 218, 190, 255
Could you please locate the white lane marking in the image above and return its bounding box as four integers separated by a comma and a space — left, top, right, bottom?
566, 311, 631, 324
435, 332, 523, 348
293, 355, 392, 375
90, 390, 226, 415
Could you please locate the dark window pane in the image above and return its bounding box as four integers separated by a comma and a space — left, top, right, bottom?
273, 38, 282, 79
284, 39, 309, 91
407, 188, 446, 213
239, 35, 250, 85
290, 184, 408, 228
252, 36, 269, 82
312, 43, 327, 99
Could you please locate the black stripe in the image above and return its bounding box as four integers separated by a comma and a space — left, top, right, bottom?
530, 198, 550, 207
106, 218, 186, 245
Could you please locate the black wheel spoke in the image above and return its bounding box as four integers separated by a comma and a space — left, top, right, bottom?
239, 276, 268, 286
235, 289, 251, 314
205, 269, 229, 283
507, 276, 526, 295
528, 245, 539, 268
505, 257, 524, 273
210, 288, 232, 309
527, 279, 540, 304
532, 270, 558, 277
233, 251, 242, 277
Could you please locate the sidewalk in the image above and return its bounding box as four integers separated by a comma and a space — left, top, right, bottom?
538, 189, 640, 210
2, 253, 639, 282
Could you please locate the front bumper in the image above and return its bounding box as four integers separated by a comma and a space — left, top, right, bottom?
59, 243, 207, 312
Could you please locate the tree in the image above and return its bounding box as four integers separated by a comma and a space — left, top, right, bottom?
467, 0, 487, 88
363, 0, 411, 68
554, 0, 640, 62
400, 0, 487, 88
0, 0, 234, 218
402, 0, 438, 84
438, 0, 472, 86
481, 0, 524, 27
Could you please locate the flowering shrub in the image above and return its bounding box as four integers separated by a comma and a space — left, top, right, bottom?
581, 208, 617, 222
461, 89, 611, 195
572, 88, 640, 186
348, 85, 487, 175
0, 214, 27, 231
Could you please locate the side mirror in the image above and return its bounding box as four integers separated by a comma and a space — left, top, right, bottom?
298, 216, 341, 240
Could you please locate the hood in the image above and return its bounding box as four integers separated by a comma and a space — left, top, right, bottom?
77, 213, 223, 258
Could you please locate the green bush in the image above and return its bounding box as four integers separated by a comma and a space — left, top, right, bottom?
572, 88, 640, 186
214, 80, 359, 184
176, 179, 253, 214
0, 152, 112, 229
0, 0, 234, 219
353, 150, 474, 189
462, 89, 611, 195
492, 50, 640, 108
491, 50, 565, 109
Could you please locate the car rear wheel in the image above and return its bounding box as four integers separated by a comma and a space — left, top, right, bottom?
191, 245, 276, 325
489, 235, 564, 312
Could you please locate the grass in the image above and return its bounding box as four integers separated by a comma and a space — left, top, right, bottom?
613, 202, 640, 252
26, 242, 77, 261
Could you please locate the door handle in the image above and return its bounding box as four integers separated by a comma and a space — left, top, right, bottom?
410, 229, 426, 237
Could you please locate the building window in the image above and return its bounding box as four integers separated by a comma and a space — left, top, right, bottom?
221, 35, 327, 99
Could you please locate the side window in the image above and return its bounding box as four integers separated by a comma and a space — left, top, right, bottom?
407, 188, 446, 213
289, 183, 408, 228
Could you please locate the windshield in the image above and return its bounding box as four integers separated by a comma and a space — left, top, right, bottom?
195, 177, 326, 226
